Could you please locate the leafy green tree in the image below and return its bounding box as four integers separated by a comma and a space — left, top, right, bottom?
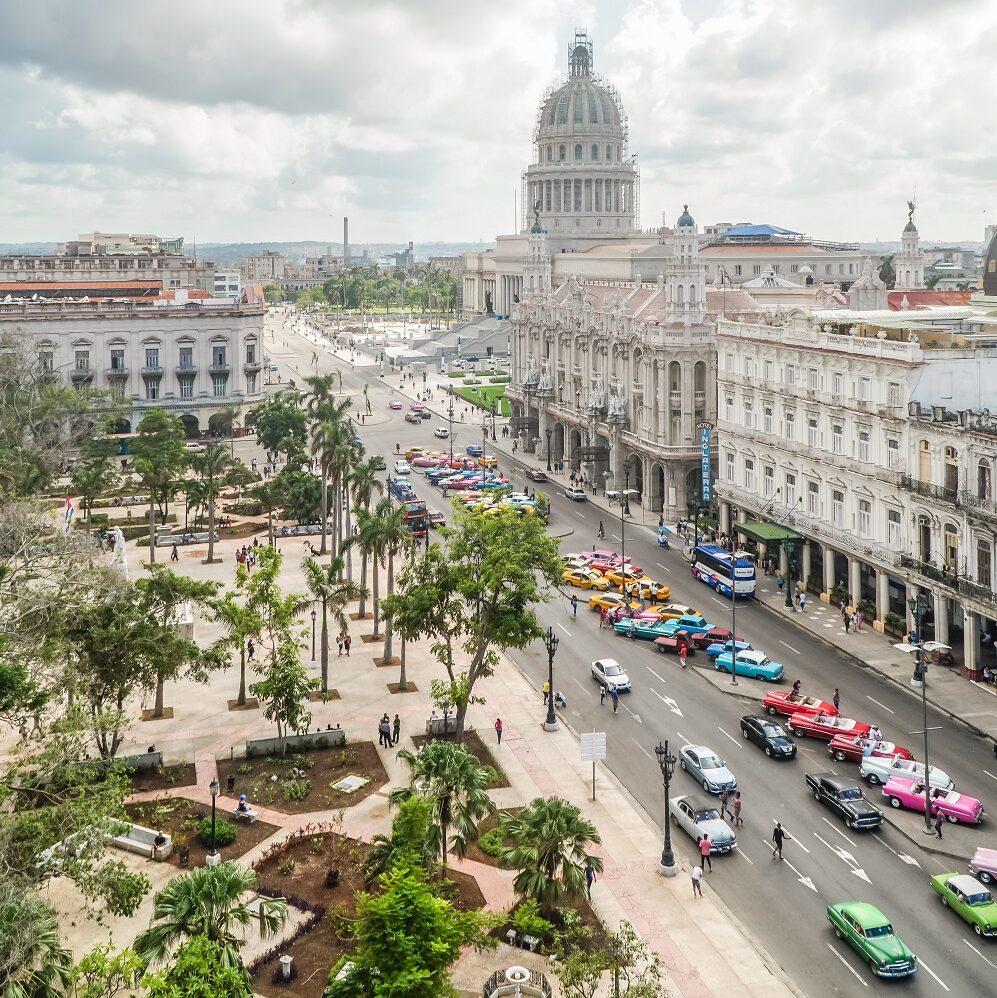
186, 444, 239, 564
381, 507, 561, 739
606, 921, 666, 998
390, 740, 495, 865
302, 556, 365, 694
69, 943, 144, 998
133, 862, 287, 969
212, 404, 241, 457
0, 884, 72, 998
325, 858, 496, 998
211, 572, 263, 708
349, 458, 384, 612
498, 797, 603, 919
144, 937, 253, 998
361, 796, 437, 888
262, 283, 285, 303
254, 393, 306, 459
0, 636, 49, 727
295, 289, 313, 308
70, 438, 119, 535
131, 409, 188, 563
271, 465, 323, 524
252, 481, 280, 546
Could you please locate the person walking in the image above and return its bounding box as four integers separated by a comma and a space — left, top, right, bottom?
732, 791, 743, 827
542, 679, 550, 705
170, 543, 179, 562
934, 810, 945, 839
494, 717, 503, 745
571, 595, 578, 620
692, 864, 704, 897
585, 862, 596, 899
599, 606, 607, 630
719, 789, 732, 821
392, 714, 401, 746
771, 822, 790, 860
343, 633, 351, 657
777, 574, 785, 596
247, 639, 255, 662
798, 590, 807, 613
600, 685, 606, 707
337, 633, 344, 657
610, 685, 619, 714
843, 612, 851, 634
698, 834, 713, 872
377, 717, 391, 748
854, 609, 863, 633
597, 521, 605, 539
678, 639, 688, 670
832, 688, 841, 712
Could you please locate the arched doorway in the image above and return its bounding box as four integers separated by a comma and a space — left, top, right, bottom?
178, 413, 200, 438
207, 412, 229, 438
244, 408, 258, 432
110, 418, 131, 435
568, 427, 583, 467
648, 461, 665, 512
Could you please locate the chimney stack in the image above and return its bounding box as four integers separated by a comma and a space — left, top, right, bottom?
343, 217, 350, 266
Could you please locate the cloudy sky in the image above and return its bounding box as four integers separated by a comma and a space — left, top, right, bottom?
2, 0, 994, 245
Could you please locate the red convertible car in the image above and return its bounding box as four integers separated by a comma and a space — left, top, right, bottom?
828, 734, 914, 764
787, 712, 871, 742
763, 690, 839, 720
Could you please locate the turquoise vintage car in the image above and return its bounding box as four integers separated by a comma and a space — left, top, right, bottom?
713, 649, 785, 681
655, 615, 714, 637
612, 617, 673, 641
827, 901, 917, 978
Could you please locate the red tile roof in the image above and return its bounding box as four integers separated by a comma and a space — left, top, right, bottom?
887, 290, 972, 309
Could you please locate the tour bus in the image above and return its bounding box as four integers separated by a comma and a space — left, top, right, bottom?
690, 544, 756, 599
397, 498, 429, 538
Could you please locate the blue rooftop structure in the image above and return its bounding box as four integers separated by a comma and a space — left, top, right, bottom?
722, 223, 802, 239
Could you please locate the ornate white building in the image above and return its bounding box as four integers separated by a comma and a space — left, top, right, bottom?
893, 203, 925, 290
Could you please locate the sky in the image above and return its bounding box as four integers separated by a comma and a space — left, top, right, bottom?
1, 0, 995, 246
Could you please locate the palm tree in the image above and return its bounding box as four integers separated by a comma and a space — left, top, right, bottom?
0, 885, 72, 998
498, 797, 603, 919
327, 440, 355, 568
389, 740, 495, 866
349, 457, 384, 596
310, 419, 340, 557
254, 481, 280, 547
133, 862, 287, 969
302, 555, 365, 693
376, 503, 410, 665
212, 586, 263, 707
188, 443, 238, 564
70, 460, 118, 536
214, 404, 241, 456
348, 505, 384, 638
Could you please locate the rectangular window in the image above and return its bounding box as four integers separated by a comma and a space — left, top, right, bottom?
772, 265, 780, 274
110, 348, 125, 370
178, 377, 194, 400
832, 424, 843, 455
179, 346, 193, 369
212, 346, 227, 368
858, 430, 870, 462
825, 264, 832, 275
785, 473, 797, 508
763, 465, 775, 498
743, 401, 753, 429
887, 510, 901, 548
726, 352, 734, 371
725, 451, 735, 482
753, 264, 761, 276
246, 343, 257, 364
40, 351, 54, 371
808, 481, 821, 516
743, 357, 752, 378
888, 382, 901, 407
790, 264, 799, 274
859, 377, 871, 401
784, 411, 795, 441
887, 438, 900, 470
145, 380, 159, 401
832, 372, 843, 396
763, 406, 773, 434
764, 360, 773, 382
247, 373, 258, 394
724, 395, 734, 422
786, 365, 796, 387
858, 499, 872, 537
74, 349, 90, 371
808, 417, 819, 447
744, 459, 755, 492
211, 374, 227, 397
832, 490, 844, 528
808, 368, 818, 389
145, 347, 160, 369
734, 264, 742, 276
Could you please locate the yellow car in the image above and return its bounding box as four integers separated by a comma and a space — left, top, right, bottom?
478, 455, 499, 468
587, 592, 644, 613
562, 568, 611, 591
604, 567, 653, 588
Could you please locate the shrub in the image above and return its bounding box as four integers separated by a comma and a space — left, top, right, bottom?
478, 827, 505, 857
277, 857, 296, 876
198, 817, 237, 848
511, 899, 555, 942
282, 778, 311, 801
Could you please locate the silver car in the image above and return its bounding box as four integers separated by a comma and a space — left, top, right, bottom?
591, 658, 631, 692
668, 795, 737, 854
859, 755, 954, 790
679, 744, 737, 794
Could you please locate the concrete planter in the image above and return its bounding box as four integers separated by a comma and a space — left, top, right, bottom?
244, 729, 346, 757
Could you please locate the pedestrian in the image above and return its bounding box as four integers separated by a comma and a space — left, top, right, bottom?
692, 864, 704, 897
610, 685, 619, 714
792, 679, 801, 696
337, 633, 344, 657
698, 834, 713, 872
571, 595, 578, 619
843, 612, 851, 634
392, 713, 400, 746
777, 574, 785, 594
600, 685, 606, 706
771, 822, 790, 860
378, 717, 391, 748
494, 717, 503, 744
598, 520, 605, 539
719, 788, 731, 821
543, 679, 550, 705
658, 514, 664, 530
798, 591, 807, 613
934, 810, 945, 839
732, 791, 743, 826
832, 688, 841, 712
599, 606, 607, 630
678, 640, 688, 670
854, 609, 863, 632
170, 543, 179, 562
585, 862, 596, 899
247, 639, 255, 662
343, 633, 351, 656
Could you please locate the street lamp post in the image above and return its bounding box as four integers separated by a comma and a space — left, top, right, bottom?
208, 777, 220, 863
784, 539, 797, 610
728, 554, 738, 687
545, 428, 552, 472
908, 594, 935, 834
654, 740, 678, 876
687, 488, 701, 553
543, 626, 559, 731
447, 398, 454, 463
491, 400, 498, 442
310, 608, 317, 662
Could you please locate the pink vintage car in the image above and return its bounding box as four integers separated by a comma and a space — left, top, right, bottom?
970, 846, 997, 884
882, 776, 985, 825
411, 456, 446, 468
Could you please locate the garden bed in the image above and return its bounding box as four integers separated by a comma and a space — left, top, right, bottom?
410, 728, 510, 789
215, 742, 388, 815
124, 796, 279, 868
127, 763, 196, 794
495, 895, 609, 953
463, 806, 524, 867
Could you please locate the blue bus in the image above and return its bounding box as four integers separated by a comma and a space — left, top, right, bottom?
690, 545, 756, 599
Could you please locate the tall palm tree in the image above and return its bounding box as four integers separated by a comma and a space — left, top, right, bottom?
498, 797, 603, 919
212, 586, 263, 707
389, 740, 495, 866
327, 439, 355, 567
188, 443, 238, 564
133, 862, 287, 969
310, 419, 340, 557
213, 403, 241, 456
0, 884, 72, 998
302, 555, 365, 693
348, 505, 384, 638
376, 502, 410, 665
348, 458, 384, 607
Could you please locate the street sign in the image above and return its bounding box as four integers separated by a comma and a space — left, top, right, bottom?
580, 731, 607, 802
699, 423, 713, 504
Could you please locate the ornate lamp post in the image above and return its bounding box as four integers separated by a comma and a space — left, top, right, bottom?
310, 608, 317, 662
208, 777, 220, 864
784, 537, 799, 610
908, 594, 935, 834
447, 398, 455, 462
654, 741, 678, 876
545, 428, 552, 472
543, 626, 559, 731
686, 487, 702, 552
491, 399, 498, 442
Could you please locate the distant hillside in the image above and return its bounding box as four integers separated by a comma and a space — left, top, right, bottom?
197, 241, 494, 267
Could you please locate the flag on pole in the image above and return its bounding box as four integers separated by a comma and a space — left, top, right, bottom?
64, 496, 75, 533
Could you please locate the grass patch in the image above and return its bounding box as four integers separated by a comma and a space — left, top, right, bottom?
454, 385, 511, 416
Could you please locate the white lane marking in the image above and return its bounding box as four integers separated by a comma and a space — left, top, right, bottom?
620, 701, 642, 723
963, 938, 997, 970
711, 597, 727, 607
916, 955, 949, 991
656, 562, 671, 573
716, 726, 740, 747
871, 832, 921, 867
571, 677, 590, 695
558, 623, 572, 637
676, 730, 688, 744
575, 512, 586, 518
778, 640, 801, 655
984, 770, 997, 783
646, 666, 668, 684
650, 688, 684, 717
865, 695, 895, 715
820, 816, 857, 847
825, 944, 868, 987
631, 737, 655, 761
773, 849, 817, 892
735, 846, 754, 865
610, 535, 622, 542
772, 822, 810, 854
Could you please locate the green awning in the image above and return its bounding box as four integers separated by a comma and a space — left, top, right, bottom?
735, 521, 803, 544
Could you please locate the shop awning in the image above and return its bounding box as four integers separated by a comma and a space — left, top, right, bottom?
735, 521, 803, 544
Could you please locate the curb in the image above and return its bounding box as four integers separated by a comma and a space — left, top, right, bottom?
878, 808, 975, 864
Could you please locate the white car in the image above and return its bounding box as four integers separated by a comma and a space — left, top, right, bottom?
563, 554, 594, 572
563, 486, 588, 502
859, 755, 954, 789
591, 658, 631, 692
393, 459, 411, 475
433, 427, 449, 439
669, 795, 737, 854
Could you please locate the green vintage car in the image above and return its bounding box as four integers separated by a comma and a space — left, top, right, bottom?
930, 873, 997, 937
826, 901, 917, 978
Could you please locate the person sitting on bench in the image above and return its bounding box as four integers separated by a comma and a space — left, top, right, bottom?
151, 830, 169, 861
235, 794, 258, 821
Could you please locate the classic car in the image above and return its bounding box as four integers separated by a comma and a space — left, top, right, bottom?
763, 690, 839, 719
787, 713, 870, 742
971, 846, 997, 885
392, 459, 412, 475
603, 566, 652, 587
562, 568, 612, 591
827, 734, 915, 764
388, 400, 403, 410
713, 649, 785, 682
433, 427, 449, 438
653, 603, 700, 621
591, 658, 631, 692
563, 486, 588, 502
826, 902, 917, 978
587, 592, 643, 614
411, 455, 446, 468
403, 447, 425, 460
426, 507, 446, 528
930, 873, 997, 936
588, 551, 639, 574
417, 409, 432, 420
739, 715, 796, 758
705, 638, 752, 659
678, 744, 737, 794
805, 772, 884, 830
404, 411, 421, 423
859, 756, 953, 789
612, 617, 674, 641
654, 615, 715, 637
465, 444, 484, 457
562, 553, 594, 569
882, 777, 984, 825
409, 402, 425, 411
525, 468, 548, 481
668, 795, 737, 854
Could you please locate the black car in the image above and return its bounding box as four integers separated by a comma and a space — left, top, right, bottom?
526, 468, 548, 482
740, 715, 797, 759
418, 409, 433, 420
804, 772, 884, 830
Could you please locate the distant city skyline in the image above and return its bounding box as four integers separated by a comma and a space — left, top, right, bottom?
0, 0, 994, 245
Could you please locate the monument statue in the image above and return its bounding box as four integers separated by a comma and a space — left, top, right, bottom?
907, 199, 916, 225
531, 200, 542, 234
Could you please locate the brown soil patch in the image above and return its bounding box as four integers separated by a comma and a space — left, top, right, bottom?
227, 698, 261, 712
127, 763, 197, 794
462, 806, 524, 867
360, 633, 380, 643
349, 611, 373, 620
373, 656, 400, 667
495, 895, 609, 952
387, 681, 419, 694
140, 707, 175, 722
411, 728, 510, 789
215, 742, 387, 814
305, 689, 341, 703
219, 522, 267, 540
125, 796, 279, 868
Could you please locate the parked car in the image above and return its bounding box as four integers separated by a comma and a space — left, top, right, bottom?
388, 400, 403, 410
604, 567, 655, 589
562, 554, 594, 571
562, 568, 611, 591
705, 638, 751, 658
654, 603, 701, 622
433, 427, 450, 438
426, 507, 446, 528
612, 617, 674, 641
930, 873, 997, 937
409, 402, 425, 412
525, 468, 548, 482
591, 658, 631, 692
859, 756, 953, 789
882, 777, 984, 824
714, 649, 785, 682
370, 456, 386, 471
826, 902, 917, 978
827, 734, 915, 764
739, 715, 797, 759
404, 412, 421, 424
418, 410, 432, 420
655, 615, 715, 637
668, 795, 737, 854
805, 772, 884, 829
588, 592, 643, 614
787, 713, 871, 742
465, 444, 484, 457
563, 486, 588, 502
393, 460, 412, 475
971, 846, 997, 885
763, 690, 839, 719
678, 744, 736, 794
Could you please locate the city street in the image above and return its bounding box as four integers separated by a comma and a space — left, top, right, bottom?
272, 317, 997, 998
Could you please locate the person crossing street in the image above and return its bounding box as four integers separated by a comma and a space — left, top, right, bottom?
609, 685, 619, 714
771, 822, 791, 860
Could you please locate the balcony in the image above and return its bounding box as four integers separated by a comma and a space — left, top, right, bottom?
632, 381, 644, 395
70, 365, 93, 382
243, 360, 263, 373
141, 365, 164, 377
176, 362, 198, 376
900, 475, 957, 504
668, 391, 681, 408
958, 577, 997, 610
208, 362, 231, 375
959, 490, 997, 521
105, 365, 128, 379
899, 555, 957, 589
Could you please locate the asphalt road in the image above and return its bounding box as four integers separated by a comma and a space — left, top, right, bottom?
271, 317, 997, 998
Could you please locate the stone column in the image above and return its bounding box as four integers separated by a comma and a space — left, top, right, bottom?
876, 569, 890, 623
823, 544, 835, 595
963, 610, 979, 678
681, 361, 695, 443
933, 593, 949, 644
779, 544, 789, 577
720, 501, 731, 535
848, 557, 861, 607
906, 584, 920, 635
802, 542, 812, 588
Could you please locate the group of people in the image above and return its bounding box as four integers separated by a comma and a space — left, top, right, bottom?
541, 681, 567, 708
336, 632, 353, 657
235, 541, 260, 571
377, 713, 401, 747
839, 600, 864, 633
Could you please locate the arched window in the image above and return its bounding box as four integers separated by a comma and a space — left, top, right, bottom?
546, 145, 553, 162
978, 538, 992, 588
573, 95, 583, 123
588, 93, 598, 122
979, 459, 992, 501
574, 143, 583, 161
591, 143, 599, 161
606, 144, 613, 161
669, 361, 681, 394
558, 144, 566, 161
557, 98, 569, 124
943, 523, 959, 573
694, 361, 706, 392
